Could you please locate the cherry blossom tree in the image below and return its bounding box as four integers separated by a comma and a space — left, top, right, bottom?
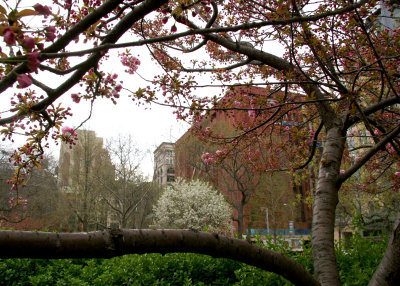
0, 0, 399, 285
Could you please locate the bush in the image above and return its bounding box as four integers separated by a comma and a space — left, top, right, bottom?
0, 234, 387, 285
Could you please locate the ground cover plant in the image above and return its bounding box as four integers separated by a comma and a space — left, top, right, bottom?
0, 235, 386, 285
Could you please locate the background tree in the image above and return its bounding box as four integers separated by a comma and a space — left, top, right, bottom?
98, 135, 161, 228
247, 173, 298, 241
153, 179, 232, 234
176, 101, 307, 239
60, 129, 114, 231
176, 116, 264, 238
0, 145, 65, 229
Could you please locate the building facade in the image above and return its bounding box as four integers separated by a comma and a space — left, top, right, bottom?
174, 86, 313, 236
58, 130, 113, 191
58, 129, 115, 231
153, 142, 175, 186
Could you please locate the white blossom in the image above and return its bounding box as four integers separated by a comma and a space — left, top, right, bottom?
153, 179, 232, 234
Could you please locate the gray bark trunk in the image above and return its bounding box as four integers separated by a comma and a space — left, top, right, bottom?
237, 204, 244, 239
368, 204, 400, 286
312, 126, 345, 286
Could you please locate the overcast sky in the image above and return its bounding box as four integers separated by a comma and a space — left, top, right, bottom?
0, 0, 280, 179
0, 31, 191, 180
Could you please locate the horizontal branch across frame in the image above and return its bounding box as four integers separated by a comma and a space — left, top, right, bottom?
0, 229, 319, 286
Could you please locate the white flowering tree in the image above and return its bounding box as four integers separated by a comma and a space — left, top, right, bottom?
153, 179, 232, 234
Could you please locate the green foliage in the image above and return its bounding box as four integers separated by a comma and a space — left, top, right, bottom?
336, 233, 387, 286
0, 235, 387, 285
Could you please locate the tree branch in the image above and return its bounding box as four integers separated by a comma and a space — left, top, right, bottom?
338, 123, 400, 185
0, 229, 318, 285
0, 0, 124, 94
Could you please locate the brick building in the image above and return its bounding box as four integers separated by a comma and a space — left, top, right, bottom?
174, 86, 313, 236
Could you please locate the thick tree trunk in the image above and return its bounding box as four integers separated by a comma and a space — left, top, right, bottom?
312, 127, 345, 286
0, 229, 319, 286
368, 204, 400, 286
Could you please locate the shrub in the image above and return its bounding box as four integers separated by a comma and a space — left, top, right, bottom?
0, 234, 387, 285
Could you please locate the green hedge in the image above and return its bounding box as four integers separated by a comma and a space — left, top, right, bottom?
0, 234, 386, 285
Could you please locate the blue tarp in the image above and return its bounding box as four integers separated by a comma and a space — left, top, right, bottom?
247, 229, 311, 236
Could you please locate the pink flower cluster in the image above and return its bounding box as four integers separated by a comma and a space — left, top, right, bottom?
45, 26, 56, 42
248, 98, 256, 119
71, 93, 81, 103
105, 73, 123, 97
8, 196, 28, 209
3, 27, 16, 45
17, 74, 32, 88
121, 54, 141, 74
33, 4, 52, 16
201, 152, 216, 165
61, 126, 77, 137
15, 52, 41, 89
28, 52, 40, 72
22, 37, 35, 51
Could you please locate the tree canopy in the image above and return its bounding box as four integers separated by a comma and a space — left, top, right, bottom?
0, 0, 400, 285
153, 179, 232, 234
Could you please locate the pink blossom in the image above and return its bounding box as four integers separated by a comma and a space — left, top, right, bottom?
27, 52, 40, 72
216, 150, 223, 156
340, 169, 345, 174
120, 54, 141, 74
61, 126, 77, 136
205, 126, 211, 133
71, 93, 81, 103
3, 27, 16, 45
45, 26, 56, 42
201, 152, 216, 165
17, 74, 32, 88
395, 172, 400, 176
233, 100, 241, 107
373, 129, 380, 135
115, 84, 123, 92
171, 24, 177, 33
65, 0, 72, 9
22, 37, 35, 50
33, 4, 52, 16
248, 110, 256, 118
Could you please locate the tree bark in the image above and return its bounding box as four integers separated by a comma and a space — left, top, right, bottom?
237, 202, 244, 238
312, 126, 346, 286
0, 229, 319, 286
368, 204, 400, 286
